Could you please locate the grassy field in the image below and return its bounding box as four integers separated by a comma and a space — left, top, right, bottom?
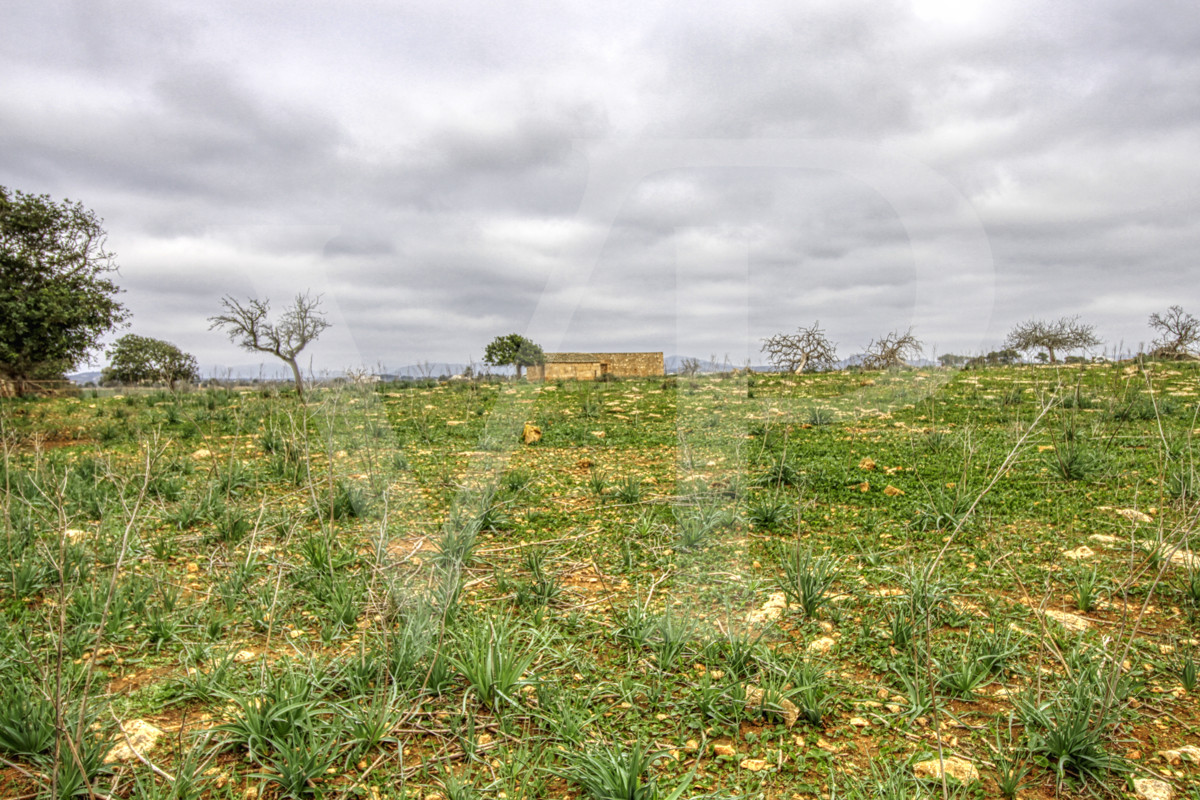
1, 362, 1198, 799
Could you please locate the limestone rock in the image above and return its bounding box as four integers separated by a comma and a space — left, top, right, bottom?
1117, 508, 1153, 524
191, 448, 212, 460
233, 650, 258, 663
807, 636, 836, 656
1062, 545, 1095, 560
745, 685, 800, 728
521, 423, 542, 444
913, 756, 979, 784
883, 485, 905, 497
1089, 534, 1120, 545
1159, 745, 1200, 764
747, 592, 789, 625
849, 717, 869, 728
1043, 608, 1090, 632
740, 758, 770, 772
713, 743, 736, 757
1133, 777, 1173, 800
105, 719, 163, 764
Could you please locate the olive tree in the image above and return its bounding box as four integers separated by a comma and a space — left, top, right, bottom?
761, 322, 838, 373
1005, 316, 1100, 363
1148, 305, 1199, 360
861, 328, 922, 370
102, 335, 199, 389
0, 186, 128, 392
208, 292, 329, 399
483, 334, 544, 379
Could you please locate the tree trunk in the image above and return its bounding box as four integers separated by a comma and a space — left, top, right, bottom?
285, 358, 305, 400
1047, 347, 1057, 364
515, 364, 523, 379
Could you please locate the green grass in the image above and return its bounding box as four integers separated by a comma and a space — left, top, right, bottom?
1, 362, 1198, 798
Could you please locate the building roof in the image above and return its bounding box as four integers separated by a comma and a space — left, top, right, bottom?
544, 352, 603, 363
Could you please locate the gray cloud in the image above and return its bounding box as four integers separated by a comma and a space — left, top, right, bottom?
1, 0, 1197, 371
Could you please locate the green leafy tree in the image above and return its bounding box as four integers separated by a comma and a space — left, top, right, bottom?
208, 292, 329, 400
102, 335, 199, 389
0, 186, 128, 393
482, 334, 544, 379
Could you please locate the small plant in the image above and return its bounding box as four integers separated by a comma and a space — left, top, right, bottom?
936, 647, 992, 699
0, 682, 55, 757
566, 742, 660, 800
1046, 437, 1103, 482
649, 612, 695, 672
1177, 650, 1198, 692
1068, 565, 1104, 613
990, 731, 1032, 800
972, 625, 1022, 677
912, 487, 973, 532
777, 543, 841, 618
589, 469, 609, 498
614, 600, 656, 649
806, 406, 835, 426
747, 492, 791, 529
1015, 680, 1126, 787
516, 548, 562, 607
754, 454, 803, 488
615, 477, 645, 504
451, 616, 538, 711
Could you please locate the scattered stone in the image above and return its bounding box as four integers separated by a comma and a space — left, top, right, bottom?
191, 448, 211, 460
1117, 508, 1154, 524
233, 650, 257, 663
1062, 545, 1095, 560
1160, 745, 1200, 765
849, 717, 869, 728
1133, 777, 1173, 800
913, 756, 980, 784
104, 719, 163, 764
858, 457, 876, 471
521, 422, 541, 444
883, 485, 905, 497
64, 528, 89, 540
740, 758, 770, 772
714, 743, 737, 757
1043, 608, 1091, 632
745, 685, 800, 728
1089, 534, 1121, 545
748, 592, 789, 624
808, 637, 836, 656
684, 739, 699, 752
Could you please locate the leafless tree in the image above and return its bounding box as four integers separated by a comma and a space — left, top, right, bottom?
861, 328, 922, 370
208, 292, 330, 400
1148, 305, 1200, 360
1004, 316, 1100, 363
761, 322, 838, 373
679, 357, 702, 377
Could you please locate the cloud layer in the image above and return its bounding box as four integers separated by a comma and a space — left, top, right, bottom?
2, 0, 1197, 372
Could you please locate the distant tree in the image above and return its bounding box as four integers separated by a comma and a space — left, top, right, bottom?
679, 357, 702, 377
102, 335, 199, 389
938, 353, 970, 368
861, 328, 922, 370
0, 186, 129, 393
1005, 316, 1100, 364
964, 349, 1020, 369
761, 322, 838, 373
482, 334, 544, 379
1148, 305, 1200, 360
208, 292, 329, 400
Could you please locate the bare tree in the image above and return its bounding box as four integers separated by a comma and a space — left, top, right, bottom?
761, 322, 838, 373
1005, 316, 1100, 364
861, 328, 922, 370
1148, 305, 1200, 360
208, 292, 330, 400
678, 357, 702, 377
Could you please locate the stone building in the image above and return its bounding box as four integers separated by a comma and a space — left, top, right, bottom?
529, 352, 663, 381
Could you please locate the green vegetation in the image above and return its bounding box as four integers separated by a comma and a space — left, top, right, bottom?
1, 360, 1198, 798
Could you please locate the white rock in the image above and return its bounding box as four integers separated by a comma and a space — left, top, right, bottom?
1088, 534, 1120, 545
1062, 545, 1095, 560
1159, 745, 1200, 764
913, 756, 980, 784
104, 719, 163, 764
808, 636, 836, 655
1043, 608, 1090, 632
1133, 777, 1173, 800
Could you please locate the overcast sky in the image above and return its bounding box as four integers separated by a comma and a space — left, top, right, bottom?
3, 0, 1197, 375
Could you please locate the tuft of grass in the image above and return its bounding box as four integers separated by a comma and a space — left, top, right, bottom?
777, 544, 841, 618
451, 616, 539, 711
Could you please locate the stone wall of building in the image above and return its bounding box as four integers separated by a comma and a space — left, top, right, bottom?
532, 352, 663, 381
592, 352, 663, 377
